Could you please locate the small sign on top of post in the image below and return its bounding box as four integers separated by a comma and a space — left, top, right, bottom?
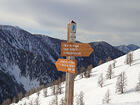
67, 21, 76, 42
70, 21, 76, 33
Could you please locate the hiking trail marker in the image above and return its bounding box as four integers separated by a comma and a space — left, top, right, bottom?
55, 20, 94, 105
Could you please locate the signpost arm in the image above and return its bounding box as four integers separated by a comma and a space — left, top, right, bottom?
65, 21, 76, 105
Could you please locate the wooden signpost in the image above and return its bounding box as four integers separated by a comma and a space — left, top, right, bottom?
55, 20, 94, 105
65, 21, 76, 105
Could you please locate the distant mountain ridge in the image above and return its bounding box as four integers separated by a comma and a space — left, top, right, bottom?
127, 44, 140, 51
0, 25, 124, 103
115, 44, 139, 53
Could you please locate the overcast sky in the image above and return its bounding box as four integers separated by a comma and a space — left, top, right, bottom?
0, 0, 140, 46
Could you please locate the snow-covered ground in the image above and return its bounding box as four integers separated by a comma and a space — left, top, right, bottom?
11, 49, 140, 105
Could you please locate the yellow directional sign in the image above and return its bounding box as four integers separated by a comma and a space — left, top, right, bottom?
55, 58, 77, 74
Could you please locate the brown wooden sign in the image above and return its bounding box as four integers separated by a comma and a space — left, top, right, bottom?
55, 58, 77, 74
61, 42, 94, 57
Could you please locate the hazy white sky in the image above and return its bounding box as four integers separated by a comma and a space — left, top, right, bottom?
0, 0, 140, 46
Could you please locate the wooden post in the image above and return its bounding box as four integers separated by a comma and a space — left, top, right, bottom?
65, 21, 76, 105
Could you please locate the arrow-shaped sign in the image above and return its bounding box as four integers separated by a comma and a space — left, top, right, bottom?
55, 58, 77, 74
61, 42, 94, 57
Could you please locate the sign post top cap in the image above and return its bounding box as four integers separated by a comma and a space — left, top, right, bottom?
70, 20, 76, 24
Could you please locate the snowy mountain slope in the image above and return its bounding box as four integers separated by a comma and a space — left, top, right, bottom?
0, 25, 63, 103
0, 25, 124, 103
11, 49, 140, 105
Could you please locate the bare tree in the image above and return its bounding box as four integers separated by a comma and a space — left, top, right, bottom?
84, 64, 93, 78
116, 72, 127, 94
35, 96, 40, 105
125, 52, 133, 66
29, 100, 33, 105
29, 88, 36, 95
80, 66, 86, 73
59, 97, 65, 105
106, 64, 113, 79
12, 96, 18, 103
79, 66, 86, 79
102, 89, 111, 104
36, 85, 44, 92
98, 73, 104, 88
37, 91, 40, 96
55, 84, 60, 95
51, 85, 56, 95
17, 92, 23, 101
79, 72, 84, 79
43, 88, 48, 97
98, 60, 103, 66
76, 91, 85, 105
23, 102, 27, 105
87, 64, 93, 70
84, 71, 88, 78
55, 95, 58, 105
49, 101, 53, 105
25, 91, 30, 99
25, 89, 36, 99
2, 98, 11, 105
112, 60, 117, 69
106, 57, 111, 62
61, 74, 65, 83
49, 95, 58, 105
135, 73, 140, 91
